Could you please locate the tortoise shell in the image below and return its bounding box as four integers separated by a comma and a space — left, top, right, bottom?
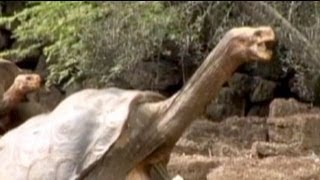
0, 87, 164, 179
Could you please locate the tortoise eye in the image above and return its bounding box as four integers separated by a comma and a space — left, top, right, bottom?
26, 76, 32, 81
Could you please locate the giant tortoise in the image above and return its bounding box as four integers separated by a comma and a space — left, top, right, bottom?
0, 58, 45, 135
0, 73, 43, 134
0, 26, 277, 179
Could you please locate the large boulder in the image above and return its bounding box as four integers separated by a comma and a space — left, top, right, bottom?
121, 59, 181, 94
249, 76, 277, 103
268, 98, 320, 118
227, 73, 252, 95
246, 103, 270, 117
267, 114, 320, 154
174, 117, 267, 156
288, 72, 319, 103
251, 99, 320, 158
206, 72, 278, 121
206, 88, 245, 122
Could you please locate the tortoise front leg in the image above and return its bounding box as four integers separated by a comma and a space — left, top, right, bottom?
126, 161, 171, 180
126, 163, 151, 180
150, 162, 171, 180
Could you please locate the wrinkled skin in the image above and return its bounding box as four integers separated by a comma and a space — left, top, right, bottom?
0, 59, 46, 135
0, 26, 277, 180
0, 74, 44, 134
11, 74, 43, 95
225, 26, 276, 61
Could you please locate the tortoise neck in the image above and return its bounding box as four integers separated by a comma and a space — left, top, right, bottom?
1, 84, 25, 112
156, 39, 245, 141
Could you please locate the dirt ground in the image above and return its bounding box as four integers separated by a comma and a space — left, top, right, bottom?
167, 98, 320, 180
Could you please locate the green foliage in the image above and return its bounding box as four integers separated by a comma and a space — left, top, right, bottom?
0, 1, 231, 88
1, 1, 319, 92
0, 1, 106, 87
78, 2, 194, 86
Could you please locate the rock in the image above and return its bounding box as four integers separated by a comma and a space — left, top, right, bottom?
221, 73, 278, 118
227, 73, 252, 95
267, 114, 320, 155
206, 156, 320, 180
289, 73, 315, 102
122, 60, 181, 93
249, 77, 277, 103
247, 104, 269, 117
251, 141, 301, 158
174, 117, 267, 156
268, 98, 320, 118
219, 117, 268, 149
206, 87, 245, 122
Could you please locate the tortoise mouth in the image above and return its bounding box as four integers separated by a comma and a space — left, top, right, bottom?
255, 38, 277, 61
265, 40, 276, 49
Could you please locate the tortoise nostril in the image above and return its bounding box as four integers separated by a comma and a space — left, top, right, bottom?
254, 30, 262, 37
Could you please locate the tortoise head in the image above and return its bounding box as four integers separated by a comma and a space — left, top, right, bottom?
222, 26, 277, 62
14, 74, 43, 94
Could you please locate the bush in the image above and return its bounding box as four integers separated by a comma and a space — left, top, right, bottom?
0, 1, 236, 89
0, 1, 106, 87
78, 2, 192, 87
